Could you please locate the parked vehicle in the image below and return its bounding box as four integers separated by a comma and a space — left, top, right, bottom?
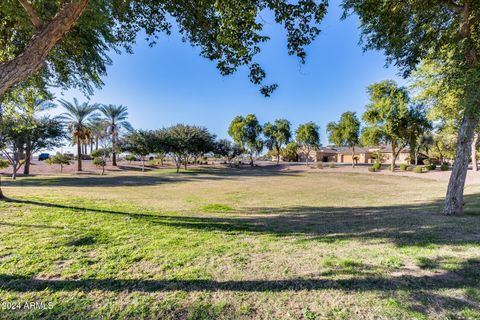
38, 153, 50, 161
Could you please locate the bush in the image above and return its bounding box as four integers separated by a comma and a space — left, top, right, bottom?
124, 154, 136, 162
372, 163, 381, 170
399, 163, 409, 171
316, 163, 324, 169
92, 157, 106, 167
423, 159, 430, 165
368, 166, 378, 172
329, 162, 336, 168
425, 164, 436, 171
441, 163, 449, 171
413, 166, 424, 173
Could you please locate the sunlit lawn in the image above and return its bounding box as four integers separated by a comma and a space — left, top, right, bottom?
1, 166, 480, 319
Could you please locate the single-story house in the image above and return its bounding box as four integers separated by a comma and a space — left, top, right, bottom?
296, 145, 415, 165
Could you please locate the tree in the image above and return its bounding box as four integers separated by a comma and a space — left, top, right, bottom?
228, 115, 263, 166
91, 148, 110, 175
0, 113, 29, 179
121, 130, 156, 172
361, 81, 411, 171
405, 106, 432, 165
263, 119, 292, 165
98, 104, 132, 166
164, 125, 216, 172
0, 1, 326, 98
214, 139, 244, 164
45, 153, 71, 173
295, 122, 320, 165
59, 98, 98, 171
342, 1, 480, 214
326, 112, 360, 168
0, 159, 9, 199
282, 142, 300, 162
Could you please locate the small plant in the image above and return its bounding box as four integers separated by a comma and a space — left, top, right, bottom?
92, 148, 110, 175
423, 159, 430, 165
425, 164, 436, 171
329, 162, 336, 168
316, 163, 324, 169
45, 153, 71, 173
124, 154, 136, 163
399, 163, 409, 171
441, 163, 449, 171
0, 159, 10, 199
368, 166, 378, 172
413, 166, 424, 173
372, 162, 381, 170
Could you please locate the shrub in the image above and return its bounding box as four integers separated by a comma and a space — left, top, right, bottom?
372, 163, 381, 170
124, 154, 136, 163
329, 162, 336, 168
399, 163, 409, 171
368, 166, 378, 172
413, 166, 424, 173
441, 163, 449, 171
423, 159, 430, 165
425, 164, 436, 171
316, 163, 324, 169
93, 157, 106, 167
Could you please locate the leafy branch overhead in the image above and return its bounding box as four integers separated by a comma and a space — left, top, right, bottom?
0, 0, 327, 97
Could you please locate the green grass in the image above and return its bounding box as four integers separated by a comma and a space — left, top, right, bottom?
0, 167, 480, 319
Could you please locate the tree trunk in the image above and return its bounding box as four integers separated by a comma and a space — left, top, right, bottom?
305, 148, 310, 166
112, 130, 117, 166
95, 137, 99, 150
352, 146, 355, 168
0, 175, 3, 199
77, 138, 82, 171
142, 159, 145, 172
0, 0, 89, 97
23, 141, 32, 175
101, 165, 105, 175
472, 132, 478, 172
90, 141, 93, 155
444, 114, 478, 215
60, 164, 63, 173
249, 152, 254, 166
390, 141, 396, 171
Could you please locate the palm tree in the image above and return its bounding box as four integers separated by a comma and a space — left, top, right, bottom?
59, 98, 99, 171
98, 104, 133, 166
88, 119, 107, 153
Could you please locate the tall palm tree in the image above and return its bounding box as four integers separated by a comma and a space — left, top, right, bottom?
98, 104, 133, 166
59, 98, 99, 171
89, 119, 107, 152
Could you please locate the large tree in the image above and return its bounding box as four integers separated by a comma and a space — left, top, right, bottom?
342, 0, 480, 215
326, 111, 360, 168
263, 119, 292, 165
121, 130, 157, 172
59, 98, 98, 171
228, 114, 263, 166
98, 104, 133, 166
361, 81, 412, 171
295, 122, 320, 165
0, 0, 327, 98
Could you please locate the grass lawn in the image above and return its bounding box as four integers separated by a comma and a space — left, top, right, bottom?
1, 166, 480, 319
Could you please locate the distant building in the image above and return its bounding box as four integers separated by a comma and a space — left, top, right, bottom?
297, 145, 416, 165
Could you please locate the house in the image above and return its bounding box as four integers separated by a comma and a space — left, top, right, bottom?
296, 145, 414, 165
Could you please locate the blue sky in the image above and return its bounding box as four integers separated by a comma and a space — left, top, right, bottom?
53, 2, 403, 145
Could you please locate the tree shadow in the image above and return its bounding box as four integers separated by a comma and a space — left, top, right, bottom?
4, 194, 480, 247
4, 166, 302, 187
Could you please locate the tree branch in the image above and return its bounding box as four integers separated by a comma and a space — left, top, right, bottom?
441, 0, 464, 14
18, 0, 43, 30
0, 0, 89, 97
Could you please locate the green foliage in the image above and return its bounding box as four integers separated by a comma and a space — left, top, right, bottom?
295, 122, 320, 152
45, 153, 71, 166
281, 142, 300, 162
425, 164, 436, 171
124, 154, 137, 162
1, 0, 327, 96
92, 157, 106, 168
263, 119, 292, 162
327, 111, 360, 147
413, 166, 424, 174
423, 159, 430, 165
0, 159, 9, 170
121, 130, 156, 158
228, 115, 263, 164
368, 166, 378, 172
214, 139, 243, 162
91, 148, 111, 159
399, 163, 409, 171
441, 163, 450, 171
372, 163, 381, 170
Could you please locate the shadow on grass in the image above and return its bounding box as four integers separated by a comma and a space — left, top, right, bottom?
4, 193, 480, 247
0, 259, 479, 293
4, 165, 301, 187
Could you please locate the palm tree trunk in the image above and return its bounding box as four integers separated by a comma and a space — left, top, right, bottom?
112, 130, 117, 166
77, 137, 82, 171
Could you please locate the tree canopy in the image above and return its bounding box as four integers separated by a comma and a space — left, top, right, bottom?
0, 0, 327, 97
263, 119, 292, 165
228, 114, 263, 166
